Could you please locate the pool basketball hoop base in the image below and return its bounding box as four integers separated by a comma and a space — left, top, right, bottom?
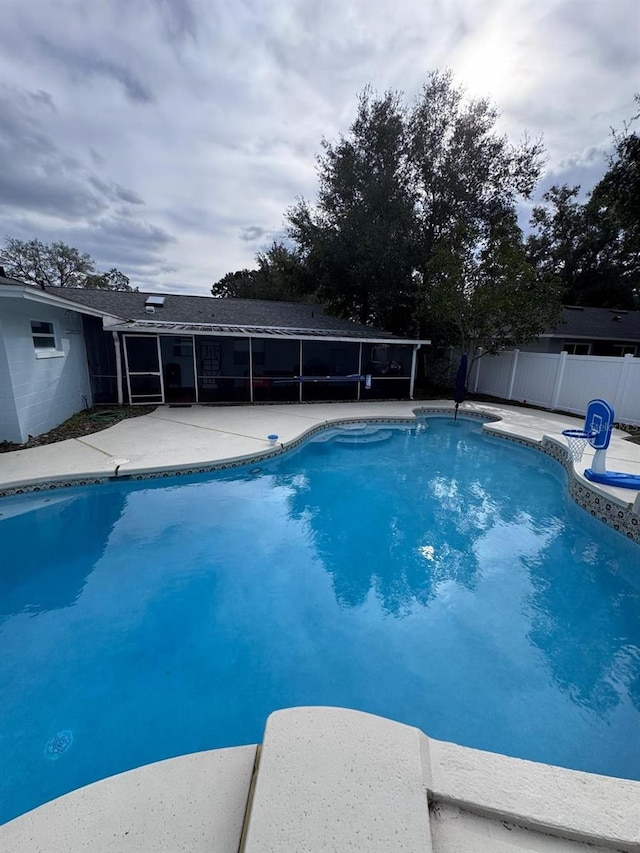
579, 399, 640, 490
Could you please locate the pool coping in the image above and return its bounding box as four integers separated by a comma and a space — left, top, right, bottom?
1, 401, 639, 544
2, 707, 639, 851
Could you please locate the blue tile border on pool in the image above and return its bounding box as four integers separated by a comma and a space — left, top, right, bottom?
541, 435, 640, 543
0, 407, 638, 544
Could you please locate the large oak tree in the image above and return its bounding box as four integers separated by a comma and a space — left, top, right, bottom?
285, 72, 561, 367
527, 99, 639, 310
0, 238, 135, 290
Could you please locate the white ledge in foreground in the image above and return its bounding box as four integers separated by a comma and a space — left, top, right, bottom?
2, 707, 638, 852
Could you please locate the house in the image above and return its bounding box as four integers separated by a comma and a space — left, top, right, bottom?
0, 273, 429, 444
524, 305, 640, 356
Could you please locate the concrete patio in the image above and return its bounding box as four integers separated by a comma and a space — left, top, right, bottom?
2, 399, 640, 517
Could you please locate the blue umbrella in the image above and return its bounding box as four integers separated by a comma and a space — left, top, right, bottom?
454, 354, 468, 420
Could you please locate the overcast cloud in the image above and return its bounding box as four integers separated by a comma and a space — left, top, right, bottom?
0, 0, 638, 294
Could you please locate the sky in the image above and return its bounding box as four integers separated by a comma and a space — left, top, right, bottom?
1, 0, 638, 295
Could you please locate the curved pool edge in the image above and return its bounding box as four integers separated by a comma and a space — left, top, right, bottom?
0, 401, 639, 543
2, 707, 638, 851
479, 422, 640, 544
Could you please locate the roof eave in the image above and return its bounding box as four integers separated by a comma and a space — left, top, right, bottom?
542, 332, 640, 342
0, 283, 123, 322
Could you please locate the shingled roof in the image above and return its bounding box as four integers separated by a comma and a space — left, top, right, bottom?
46, 287, 400, 339
544, 306, 640, 341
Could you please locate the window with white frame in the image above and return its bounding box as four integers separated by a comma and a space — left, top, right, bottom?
611, 344, 637, 356
31, 320, 57, 350
563, 341, 591, 355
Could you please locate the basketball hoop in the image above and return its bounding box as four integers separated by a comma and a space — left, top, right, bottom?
562, 429, 596, 462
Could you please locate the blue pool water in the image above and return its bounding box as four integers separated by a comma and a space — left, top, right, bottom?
0, 417, 639, 823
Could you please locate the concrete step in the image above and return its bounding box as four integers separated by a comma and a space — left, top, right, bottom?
241, 708, 640, 853
241, 707, 434, 852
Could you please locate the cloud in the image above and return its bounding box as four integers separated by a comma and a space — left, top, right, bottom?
0, 86, 107, 219
27, 89, 56, 111
0, 0, 637, 293
87, 177, 145, 206
552, 143, 610, 175
0, 78, 174, 278
0, 84, 149, 220
153, 0, 198, 43
35, 36, 154, 104
240, 225, 270, 243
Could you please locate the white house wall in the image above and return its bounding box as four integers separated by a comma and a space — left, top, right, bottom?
0, 299, 92, 443
0, 317, 21, 443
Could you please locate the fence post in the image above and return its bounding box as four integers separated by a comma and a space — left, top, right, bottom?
506, 350, 519, 400
473, 348, 483, 392
550, 351, 568, 410
612, 353, 634, 417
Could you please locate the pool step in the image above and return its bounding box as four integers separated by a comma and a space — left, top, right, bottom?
241, 707, 433, 852
241, 708, 639, 852
334, 429, 393, 444
312, 424, 395, 445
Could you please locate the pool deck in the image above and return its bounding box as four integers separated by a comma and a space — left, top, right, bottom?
2, 399, 639, 518
1, 400, 640, 851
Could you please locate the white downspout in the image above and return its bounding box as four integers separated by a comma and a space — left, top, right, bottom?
409, 344, 421, 400
112, 331, 123, 405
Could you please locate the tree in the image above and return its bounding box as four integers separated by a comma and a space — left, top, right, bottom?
284, 72, 558, 362
0, 237, 134, 291
1, 238, 94, 287
287, 88, 416, 332
527, 184, 637, 309
213, 73, 565, 364
409, 70, 550, 348
84, 268, 137, 291
585, 100, 640, 307
211, 242, 311, 301
527, 100, 640, 310
255, 242, 313, 302
211, 268, 264, 298
427, 208, 561, 377
526, 185, 585, 301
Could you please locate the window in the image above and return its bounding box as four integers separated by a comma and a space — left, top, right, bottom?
31, 320, 57, 350
612, 344, 637, 357
563, 341, 591, 355
233, 339, 250, 366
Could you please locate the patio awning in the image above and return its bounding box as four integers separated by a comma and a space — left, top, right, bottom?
103, 317, 430, 346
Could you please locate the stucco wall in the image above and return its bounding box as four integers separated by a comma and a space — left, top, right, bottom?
0, 317, 21, 443
0, 299, 92, 443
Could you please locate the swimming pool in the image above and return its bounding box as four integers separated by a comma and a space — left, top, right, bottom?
0, 416, 639, 823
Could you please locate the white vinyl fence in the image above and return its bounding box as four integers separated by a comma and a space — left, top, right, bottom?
469, 351, 640, 425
